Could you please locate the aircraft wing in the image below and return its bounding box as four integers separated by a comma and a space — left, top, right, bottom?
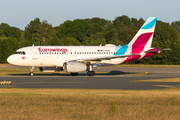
145, 48, 171, 53
69, 53, 140, 62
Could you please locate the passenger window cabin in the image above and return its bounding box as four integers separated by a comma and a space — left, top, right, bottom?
38, 50, 121, 56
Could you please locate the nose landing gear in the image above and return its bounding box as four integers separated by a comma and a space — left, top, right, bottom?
29, 67, 34, 76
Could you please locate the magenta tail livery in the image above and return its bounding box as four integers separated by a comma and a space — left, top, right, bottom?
7, 17, 170, 76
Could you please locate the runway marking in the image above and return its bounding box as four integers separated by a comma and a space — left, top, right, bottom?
130, 78, 180, 82
11, 82, 85, 84
153, 85, 180, 88
0, 85, 16, 88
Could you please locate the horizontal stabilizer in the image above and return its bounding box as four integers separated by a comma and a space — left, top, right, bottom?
145, 48, 171, 53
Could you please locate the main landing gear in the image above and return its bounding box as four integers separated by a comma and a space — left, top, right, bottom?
87, 65, 95, 76
29, 66, 34, 76
71, 73, 78, 76
70, 71, 95, 76
87, 71, 95, 76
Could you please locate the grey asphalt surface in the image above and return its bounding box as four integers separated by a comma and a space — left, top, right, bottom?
0, 67, 180, 90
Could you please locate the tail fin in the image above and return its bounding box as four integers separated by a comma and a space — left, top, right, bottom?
127, 17, 157, 54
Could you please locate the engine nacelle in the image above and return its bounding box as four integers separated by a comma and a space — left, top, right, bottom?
63, 62, 88, 72
39, 67, 63, 72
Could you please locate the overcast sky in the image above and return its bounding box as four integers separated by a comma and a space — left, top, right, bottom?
0, 0, 179, 30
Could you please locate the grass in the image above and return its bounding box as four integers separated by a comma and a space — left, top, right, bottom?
0, 67, 140, 76
130, 78, 180, 82
0, 64, 12, 66
109, 64, 180, 68
1, 63, 179, 76
0, 88, 180, 120
0, 68, 39, 75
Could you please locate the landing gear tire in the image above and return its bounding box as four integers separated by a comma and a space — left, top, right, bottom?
87, 71, 95, 76
29, 72, 33, 76
29, 66, 34, 76
71, 73, 78, 76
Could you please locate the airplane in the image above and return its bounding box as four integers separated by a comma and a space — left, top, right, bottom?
7, 17, 170, 76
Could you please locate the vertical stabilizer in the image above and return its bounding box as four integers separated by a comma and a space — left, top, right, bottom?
126, 17, 157, 54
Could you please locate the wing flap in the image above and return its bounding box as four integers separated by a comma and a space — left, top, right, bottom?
69, 54, 140, 62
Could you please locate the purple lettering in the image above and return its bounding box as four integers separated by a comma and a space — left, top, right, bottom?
38, 48, 42, 52
39, 47, 68, 53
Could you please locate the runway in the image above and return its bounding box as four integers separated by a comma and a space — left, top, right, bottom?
0, 67, 180, 90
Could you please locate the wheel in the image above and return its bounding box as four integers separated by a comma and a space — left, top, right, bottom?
71, 73, 78, 76
88, 71, 95, 76
29, 72, 33, 76
74, 73, 78, 76
87, 71, 90, 75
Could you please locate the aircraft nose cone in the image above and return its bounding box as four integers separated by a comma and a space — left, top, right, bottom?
7, 56, 14, 64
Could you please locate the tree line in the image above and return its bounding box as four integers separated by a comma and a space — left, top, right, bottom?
0, 15, 180, 64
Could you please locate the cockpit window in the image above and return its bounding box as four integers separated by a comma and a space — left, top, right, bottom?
14, 51, 26, 55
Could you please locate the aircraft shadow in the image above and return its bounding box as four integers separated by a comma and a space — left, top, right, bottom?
8, 70, 137, 76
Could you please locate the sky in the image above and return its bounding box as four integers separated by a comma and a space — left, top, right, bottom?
0, 0, 180, 30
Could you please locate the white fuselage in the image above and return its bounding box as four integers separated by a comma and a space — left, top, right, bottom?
7, 45, 128, 67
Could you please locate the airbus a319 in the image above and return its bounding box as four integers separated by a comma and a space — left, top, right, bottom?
7, 17, 170, 76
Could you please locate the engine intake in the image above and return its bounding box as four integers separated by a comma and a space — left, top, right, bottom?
63, 62, 88, 72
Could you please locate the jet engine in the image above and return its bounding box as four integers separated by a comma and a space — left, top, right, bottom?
39, 67, 63, 72
63, 62, 88, 72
